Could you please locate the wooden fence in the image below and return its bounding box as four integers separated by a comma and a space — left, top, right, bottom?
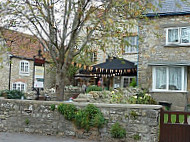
160, 109, 190, 142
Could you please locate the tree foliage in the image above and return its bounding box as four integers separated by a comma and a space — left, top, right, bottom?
0, 0, 158, 100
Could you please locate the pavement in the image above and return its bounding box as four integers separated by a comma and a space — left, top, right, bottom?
0, 132, 97, 142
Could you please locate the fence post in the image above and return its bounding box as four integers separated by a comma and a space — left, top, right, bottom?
159, 108, 164, 142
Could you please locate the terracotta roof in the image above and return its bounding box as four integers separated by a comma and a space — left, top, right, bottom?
0, 28, 49, 60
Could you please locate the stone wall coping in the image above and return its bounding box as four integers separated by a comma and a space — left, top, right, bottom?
0, 98, 162, 110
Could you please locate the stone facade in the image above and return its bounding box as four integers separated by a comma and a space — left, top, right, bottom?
0, 56, 54, 93
0, 53, 10, 90
138, 15, 190, 110
0, 98, 162, 142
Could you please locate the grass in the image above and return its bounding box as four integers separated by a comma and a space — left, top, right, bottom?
164, 114, 189, 124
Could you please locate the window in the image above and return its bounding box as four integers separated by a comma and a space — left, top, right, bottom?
114, 76, 136, 88
166, 27, 190, 45
12, 82, 26, 92
121, 76, 136, 88
152, 66, 187, 92
20, 60, 29, 75
114, 76, 121, 88
124, 36, 137, 53
90, 52, 97, 62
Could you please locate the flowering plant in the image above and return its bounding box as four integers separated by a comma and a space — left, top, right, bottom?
128, 91, 157, 105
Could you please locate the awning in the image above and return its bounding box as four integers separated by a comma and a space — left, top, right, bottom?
93, 57, 136, 70
79, 57, 137, 77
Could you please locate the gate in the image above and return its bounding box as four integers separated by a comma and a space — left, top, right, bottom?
160, 109, 190, 142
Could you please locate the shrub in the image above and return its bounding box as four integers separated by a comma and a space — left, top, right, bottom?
84, 104, 101, 119
25, 118, 30, 125
129, 78, 137, 87
50, 104, 56, 111
0, 90, 25, 99
57, 103, 105, 131
74, 104, 105, 131
110, 122, 126, 139
86, 85, 102, 93
75, 110, 90, 131
128, 91, 157, 105
110, 90, 127, 104
58, 104, 77, 120
92, 113, 105, 128
133, 134, 141, 140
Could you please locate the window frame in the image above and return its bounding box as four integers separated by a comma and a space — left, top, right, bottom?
19, 60, 30, 76
180, 27, 190, 45
152, 66, 187, 92
124, 36, 138, 54
166, 27, 190, 45
121, 76, 136, 88
12, 82, 26, 92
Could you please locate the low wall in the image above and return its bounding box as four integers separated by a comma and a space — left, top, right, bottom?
151, 92, 187, 111
0, 99, 162, 142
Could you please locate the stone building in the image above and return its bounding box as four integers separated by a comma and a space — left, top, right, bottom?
138, 0, 190, 110
0, 29, 55, 93
81, 19, 139, 89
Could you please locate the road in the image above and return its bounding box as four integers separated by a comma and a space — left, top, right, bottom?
0, 132, 97, 142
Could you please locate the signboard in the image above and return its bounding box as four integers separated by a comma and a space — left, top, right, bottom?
34, 66, 44, 88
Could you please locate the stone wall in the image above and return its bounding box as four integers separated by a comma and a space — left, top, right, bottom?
138, 15, 190, 110
0, 53, 10, 91
0, 98, 162, 142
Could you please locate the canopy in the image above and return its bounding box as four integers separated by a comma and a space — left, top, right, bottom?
79, 57, 137, 77
93, 57, 136, 70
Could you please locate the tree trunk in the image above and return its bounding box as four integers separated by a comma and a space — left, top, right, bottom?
55, 69, 65, 101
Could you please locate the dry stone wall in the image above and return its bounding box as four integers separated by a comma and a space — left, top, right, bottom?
0, 99, 161, 142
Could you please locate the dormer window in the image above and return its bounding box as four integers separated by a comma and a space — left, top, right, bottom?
166, 27, 190, 45
19, 60, 29, 76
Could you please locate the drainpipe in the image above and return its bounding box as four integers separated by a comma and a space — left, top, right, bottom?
8, 55, 13, 90
136, 24, 140, 86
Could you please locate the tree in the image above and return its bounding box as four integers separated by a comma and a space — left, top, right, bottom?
0, 0, 156, 100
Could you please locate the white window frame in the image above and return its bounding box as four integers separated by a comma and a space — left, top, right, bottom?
152, 66, 187, 92
19, 60, 30, 76
121, 76, 136, 88
12, 82, 26, 92
113, 76, 121, 88
124, 36, 137, 53
166, 27, 190, 45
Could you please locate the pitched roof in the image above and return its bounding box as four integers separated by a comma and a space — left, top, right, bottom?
93, 57, 136, 70
0, 28, 49, 60
147, 0, 190, 16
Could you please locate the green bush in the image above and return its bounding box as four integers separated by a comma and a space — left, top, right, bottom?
50, 104, 56, 111
110, 122, 126, 139
74, 104, 105, 131
0, 90, 25, 99
75, 110, 90, 131
129, 78, 137, 87
133, 134, 141, 140
84, 104, 101, 119
86, 85, 102, 93
58, 104, 77, 120
92, 113, 105, 128
58, 103, 105, 131
25, 118, 30, 125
